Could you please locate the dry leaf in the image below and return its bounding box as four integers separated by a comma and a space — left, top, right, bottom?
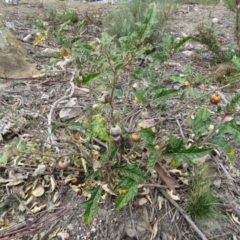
48, 230, 58, 239
137, 119, 155, 131
232, 213, 240, 225
150, 220, 159, 240
101, 183, 117, 196
81, 158, 87, 173
138, 197, 148, 206
93, 160, 101, 172
179, 177, 190, 185
169, 169, 188, 177
57, 232, 70, 240
92, 150, 100, 160
53, 192, 59, 203
6, 180, 25, 186
157, 196, 165, 210
50, 176, 56, 192
154, 162, 177, 194
32, 164, 46, 176
32, 185, 45, 197
166, 190, 180, 201
31, 204, 46, 213
9, 170, 29, 180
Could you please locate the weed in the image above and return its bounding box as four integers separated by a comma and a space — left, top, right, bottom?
224, 0, 240, 46
102, 0, 176, 43
186, 164, 220, 221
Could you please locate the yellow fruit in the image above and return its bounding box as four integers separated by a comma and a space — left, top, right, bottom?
59, 47, 68, 57
210, 93, 221, 105
130, 132, 141, 142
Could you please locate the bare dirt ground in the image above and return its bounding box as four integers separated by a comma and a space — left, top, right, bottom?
0, 1, 240, 240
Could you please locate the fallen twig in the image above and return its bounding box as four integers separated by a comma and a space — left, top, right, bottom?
159, 189, 208, 240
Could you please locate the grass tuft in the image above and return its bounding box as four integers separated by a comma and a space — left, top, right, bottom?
186, 164, 220, 221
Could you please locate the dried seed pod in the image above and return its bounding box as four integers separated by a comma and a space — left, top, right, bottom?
98, 91, 110, 104
110, 125, 121, 136
59, 47, 68, 57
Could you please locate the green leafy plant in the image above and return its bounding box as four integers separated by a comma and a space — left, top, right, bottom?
102, 0, 176, 43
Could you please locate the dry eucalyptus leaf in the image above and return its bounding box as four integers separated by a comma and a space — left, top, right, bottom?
138, 197, 148, 206
101, 183, 117, 196
232, 213, 240, 225
31, 204, 46, 213
69, 184, 81, 193
150, 220, 159, 240
57, 232, 70, 240
166, 190, 180, 201
93, 160, 101, 172
179, 177, 190, 185
6, 180, 25, 186
169, 169, 188, 177
137, 119, 155, 131
32, 164, 46, 176
32, 185, 45, 197
53, 192, 59, 203
157, 196, 165, 210
92, 150, 100, 160
9, 170, 29, 180
50, 176, 56, 192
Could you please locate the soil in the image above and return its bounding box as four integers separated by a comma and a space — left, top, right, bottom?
0, 1, 240, 240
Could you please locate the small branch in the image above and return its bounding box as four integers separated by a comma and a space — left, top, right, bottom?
47, 72, 76, 146
159, 189, 208, 240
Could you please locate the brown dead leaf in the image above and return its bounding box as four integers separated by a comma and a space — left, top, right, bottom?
154, 162, 177, 194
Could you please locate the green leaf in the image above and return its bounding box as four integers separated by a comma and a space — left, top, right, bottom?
90, 114, 111, 141
15, 156, 24, 165
132, 87, 149, 105
210, 136, 234, 167
217, 119, 240, 141
163, 138, 212, 164
140, 128, 156, 150
148, 151, 158, 171
68, 122, 82, 131
227, 92, 240, 112
153, 89, 179, 101
115, 178, 138, 210
81, 186, 102, 225
18, 140, 27, 151
0, 153, 8, 164
174, 36, 192, 52
51, 123, 63, 133
189, 107, 212, 136
137, 3, 157, 41
109, 146, 120, 161
82, 72, 101, 84
113, 164, 146, 182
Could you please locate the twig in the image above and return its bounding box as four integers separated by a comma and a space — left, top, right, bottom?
159, 189, 208, 240
129, 200, 140, 240
176, 118, 185, 139
47, 71, 76, 147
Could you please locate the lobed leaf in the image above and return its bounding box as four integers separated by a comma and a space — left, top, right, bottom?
113, 164, 146, 182
115, 177, 138, 210
81, 186, 102, 225
163, 139, 212, 164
